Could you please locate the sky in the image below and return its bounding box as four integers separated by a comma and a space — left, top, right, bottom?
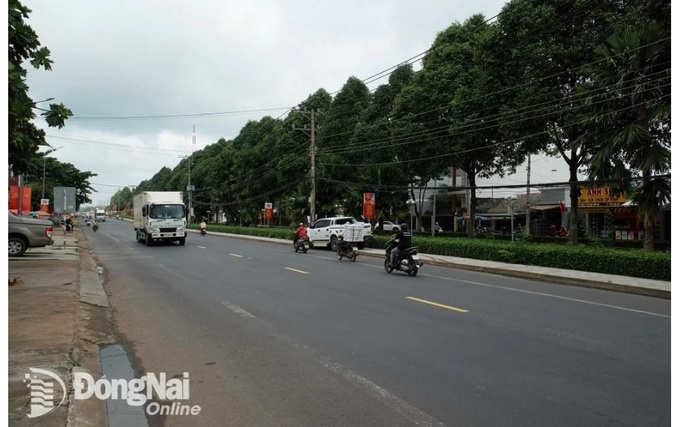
19, 0, 576, 207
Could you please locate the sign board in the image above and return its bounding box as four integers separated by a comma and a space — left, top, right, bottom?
8, 186, 31, 214
579, 186, 627, 207
52, 187, 77, 214
363, 193, 376, 219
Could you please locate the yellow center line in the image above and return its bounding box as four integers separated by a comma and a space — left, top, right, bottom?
229, 253, 243, 258
406, 296, 469, 313
286, 267, 309, 275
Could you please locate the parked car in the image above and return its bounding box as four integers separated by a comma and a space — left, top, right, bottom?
8, 211, 54, 257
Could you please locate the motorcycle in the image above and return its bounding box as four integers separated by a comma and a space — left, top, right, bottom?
200, 228, 206, 236
92, 222, 99, 232
336, 236, 356, 261
294, 235, 311, 253
85, 219, 91, 227
384, 242, 422, 276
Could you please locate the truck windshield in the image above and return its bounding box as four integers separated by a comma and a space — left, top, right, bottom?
149, 204, 185, 219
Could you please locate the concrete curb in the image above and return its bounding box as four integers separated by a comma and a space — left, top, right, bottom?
69, 229, 113, 427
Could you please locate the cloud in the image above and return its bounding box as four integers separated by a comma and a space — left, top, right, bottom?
23, 0, 512, 205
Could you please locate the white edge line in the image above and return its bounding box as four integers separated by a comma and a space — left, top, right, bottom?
422, 272, 671, 319
221, 301, 255, 319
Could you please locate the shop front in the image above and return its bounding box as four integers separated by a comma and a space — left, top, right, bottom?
578, 186, 635, 241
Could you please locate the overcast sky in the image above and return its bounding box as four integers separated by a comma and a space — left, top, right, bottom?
21, 0, 573, 207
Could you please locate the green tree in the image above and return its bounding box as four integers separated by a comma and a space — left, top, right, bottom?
393, 15, 520, 236
8, 0, 72, 174
496, 0, 667, 242
584, 23, 670, 250
315, 77, 372, 217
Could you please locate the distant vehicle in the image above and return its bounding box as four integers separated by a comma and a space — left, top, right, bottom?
95, 209, 106, 222
306, 216, 372, 251
133, 191, 187, 246
375, 221, 400, 232
8, 211, 54, 257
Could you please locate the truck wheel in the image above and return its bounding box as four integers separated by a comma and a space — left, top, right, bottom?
330, 236, 338, 251
179, 237, 186, 246
357, 243, 365, 250
9, 236, 28, 257
145, 233, 152, 246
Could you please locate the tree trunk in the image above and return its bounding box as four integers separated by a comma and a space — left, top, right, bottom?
643, 213, 654, 251
467, 173, 477, 238
568, 167, 580, 244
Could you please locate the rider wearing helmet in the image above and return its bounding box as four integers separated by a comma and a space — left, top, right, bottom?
294, 222, 308, 245
389, 223, 412, 268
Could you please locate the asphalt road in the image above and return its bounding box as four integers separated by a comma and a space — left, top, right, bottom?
85, 219, 671, 426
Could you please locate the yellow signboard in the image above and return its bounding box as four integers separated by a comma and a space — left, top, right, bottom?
579, 186, 627, 206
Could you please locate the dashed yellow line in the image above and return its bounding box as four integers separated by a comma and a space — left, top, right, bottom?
286, 267, 309, 275
406, 296, 469, 313
229, 253, 243, 258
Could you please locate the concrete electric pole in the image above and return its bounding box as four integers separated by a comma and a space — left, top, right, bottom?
310, 109, 316, 224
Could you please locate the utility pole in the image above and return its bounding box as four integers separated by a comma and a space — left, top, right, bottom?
188, 125, 196, 223
525, 154, 531, 234
310, 109, 316, 224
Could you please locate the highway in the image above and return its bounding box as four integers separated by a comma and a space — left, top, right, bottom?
84, 219, 671, 426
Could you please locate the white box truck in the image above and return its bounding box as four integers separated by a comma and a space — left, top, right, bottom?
133, 191, 187, 246
95, 208, 106, 222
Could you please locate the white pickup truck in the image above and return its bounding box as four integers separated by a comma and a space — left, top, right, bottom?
307, 216, 372, 251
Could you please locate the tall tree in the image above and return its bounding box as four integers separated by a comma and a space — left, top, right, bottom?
584, 23, 670, 250
8, 0, 72, 174
316, 77, 372, 216
496, 0, 666, 242
393, 15, 519, 236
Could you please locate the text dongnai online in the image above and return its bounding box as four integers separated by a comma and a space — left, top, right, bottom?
74, 372, 201, 415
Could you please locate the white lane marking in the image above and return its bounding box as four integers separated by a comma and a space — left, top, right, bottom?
229, 253, 243, 258
197, 245, 206, 249
421, 272, 670, 319
104, 234, 124, 244
221, 301, 255, 319
270, 330, 445, 426
285, 267, 309, 274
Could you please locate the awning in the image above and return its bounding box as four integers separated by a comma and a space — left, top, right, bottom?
532, 205, 561, 211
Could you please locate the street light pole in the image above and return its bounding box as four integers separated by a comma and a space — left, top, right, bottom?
41, 146, 64, 200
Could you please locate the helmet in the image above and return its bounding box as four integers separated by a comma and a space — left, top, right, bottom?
400, 223, 408, 231
299, 223, 304, 227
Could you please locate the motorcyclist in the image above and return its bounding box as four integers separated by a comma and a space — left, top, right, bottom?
389, 223, 412, 268
294, 222, 307, 245
199, 220, 207, 235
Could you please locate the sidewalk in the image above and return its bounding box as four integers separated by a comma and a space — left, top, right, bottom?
8, 227, 111, 426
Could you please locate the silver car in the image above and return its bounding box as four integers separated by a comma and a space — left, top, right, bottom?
8, 211, 54, 256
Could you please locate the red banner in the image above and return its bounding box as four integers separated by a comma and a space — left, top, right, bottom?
264, 202, 273, 220
363, 192, 376, 219
9, 186, 32, 214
